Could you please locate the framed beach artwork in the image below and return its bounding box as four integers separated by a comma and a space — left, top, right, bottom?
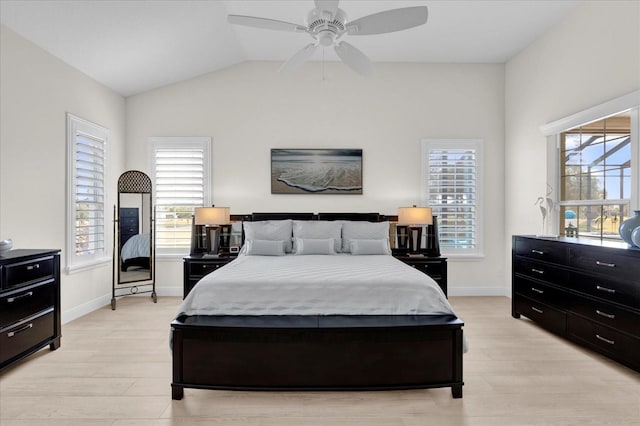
271, 149, 363, 194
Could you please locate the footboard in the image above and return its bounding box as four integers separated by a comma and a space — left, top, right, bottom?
171, 315, 464, 399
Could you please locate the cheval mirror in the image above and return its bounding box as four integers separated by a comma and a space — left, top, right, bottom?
111, 170, 156, 310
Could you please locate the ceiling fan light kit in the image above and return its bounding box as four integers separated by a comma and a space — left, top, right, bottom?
228, 0, 428, 75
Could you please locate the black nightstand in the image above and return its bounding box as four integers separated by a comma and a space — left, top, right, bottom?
392, 251, 448, 297
183, 254, 237, 298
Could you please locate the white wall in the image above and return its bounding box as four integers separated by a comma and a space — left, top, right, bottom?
126, 61, 506, 295
0, 25, 126, 321
505, 1, 640, 294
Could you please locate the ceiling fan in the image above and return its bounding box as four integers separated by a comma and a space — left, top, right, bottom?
227, 0, 428, 75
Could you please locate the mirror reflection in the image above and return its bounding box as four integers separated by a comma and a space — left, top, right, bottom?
119, 192, 152, 283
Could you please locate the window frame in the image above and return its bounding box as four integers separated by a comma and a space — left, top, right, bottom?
421, 138, 484, 259
65, 113, 110, 273
148, 136, 211, 258
541, 90, 640, 237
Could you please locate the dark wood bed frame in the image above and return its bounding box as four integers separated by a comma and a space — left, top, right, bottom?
121, 256, 149, 272
171, 213, 464, 399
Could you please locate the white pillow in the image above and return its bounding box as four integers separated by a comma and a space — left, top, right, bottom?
294, 238, 336, 255
245, 239, 285, 256
349, 239, 391, 255
341, 221, 390, 253
243, 220, 293, 253
292, 220, 342, 253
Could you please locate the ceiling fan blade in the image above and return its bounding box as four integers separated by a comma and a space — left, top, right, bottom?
279, 43, 319, 73
334, 41, 374, 76
346, 6, 428, 35
228, 15, 307, 33
314, 0, 339, 16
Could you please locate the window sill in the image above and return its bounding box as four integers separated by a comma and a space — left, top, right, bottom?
442, 253, 485, 261
65, 256, 111, 275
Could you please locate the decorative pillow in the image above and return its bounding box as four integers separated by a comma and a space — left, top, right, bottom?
243, 220, 293, 253
349, 239, 391, 255
245, 239, 285, 256
292, 220, 342, 253
294, 238, 336, 255
341, 221, 390, 253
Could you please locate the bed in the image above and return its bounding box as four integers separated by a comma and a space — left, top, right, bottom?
120, 233, 150, 271
171, 213, 464, 399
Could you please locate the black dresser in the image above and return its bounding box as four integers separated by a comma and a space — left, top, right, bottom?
512, 236, 639, 371
0, 249, 61, 370
119, 207, 139, 249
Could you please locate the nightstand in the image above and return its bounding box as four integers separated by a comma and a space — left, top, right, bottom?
183, 255, 237, 298
392, 251, 448, 297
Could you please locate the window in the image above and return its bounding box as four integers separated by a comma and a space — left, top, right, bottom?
422, 139, 483, 257
542, 91, 640, 241
66, 113, 109, 272
149, 137, 211, 255
559, 113, 631, 239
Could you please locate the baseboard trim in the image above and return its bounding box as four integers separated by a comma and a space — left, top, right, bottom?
61, 294, 111, 324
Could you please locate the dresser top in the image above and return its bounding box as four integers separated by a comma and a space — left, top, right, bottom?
0, 249, 61, 263
515, 235, 640, 253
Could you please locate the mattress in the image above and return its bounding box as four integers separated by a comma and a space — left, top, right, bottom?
177, 254, 456, 317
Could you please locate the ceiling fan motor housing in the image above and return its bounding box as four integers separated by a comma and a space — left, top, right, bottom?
306, 8, 347, 45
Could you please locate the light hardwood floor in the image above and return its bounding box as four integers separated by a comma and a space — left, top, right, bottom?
1, 296, 638, 425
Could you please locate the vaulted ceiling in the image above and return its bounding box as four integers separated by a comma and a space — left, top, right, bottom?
0, 0, 581, 96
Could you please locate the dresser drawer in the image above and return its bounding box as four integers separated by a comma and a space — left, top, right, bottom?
0, 309, 55, 365
569, 271, 639, 309
569, 247, 640, 285
514, 257, 569, 284
3, 255, 55, 290
514, 296, 566, 334
567, 314, 640, 369
0, 281, 55, 329
515, 238, 566, 264
568, 295, 640, 337
188, 261, 227, 279
513, 276, 568, 309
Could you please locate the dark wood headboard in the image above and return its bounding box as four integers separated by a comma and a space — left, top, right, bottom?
245, 213, 383, 222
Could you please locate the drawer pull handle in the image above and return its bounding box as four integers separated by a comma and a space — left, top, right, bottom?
7, 323, 33, 338
595, 310, 615, 319
531, 287, 544, 294
26, 263, 40, 270
531, 307, 544, 314
595, 334, 615, 345
6, 291, 34, 303
531, 268, 544, 275
596, 285, 616, 294
531, 250, 544, 255
595, 261, 615, 268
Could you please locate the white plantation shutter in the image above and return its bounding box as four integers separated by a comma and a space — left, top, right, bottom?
422, 139, 483, 257
150, 138, 211, 254
66, 113, 109, 272
74, 133, 105, 255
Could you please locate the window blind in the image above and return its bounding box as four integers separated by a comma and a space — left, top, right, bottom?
74, 132, 105, 256
427, 148, 477, 250
153, 147, 206, 249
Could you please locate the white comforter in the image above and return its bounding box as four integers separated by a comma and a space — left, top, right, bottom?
121, 234, 149, 261
177, 254, 456, 317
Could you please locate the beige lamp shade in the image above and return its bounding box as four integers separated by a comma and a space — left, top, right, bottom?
397, 206, 433, 226
194, 206, 230, 225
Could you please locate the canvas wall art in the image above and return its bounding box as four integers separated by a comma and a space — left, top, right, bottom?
271, 149, 363, 194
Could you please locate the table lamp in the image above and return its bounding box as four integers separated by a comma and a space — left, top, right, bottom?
193, 206, 230, 257
398, 205, 433, 256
